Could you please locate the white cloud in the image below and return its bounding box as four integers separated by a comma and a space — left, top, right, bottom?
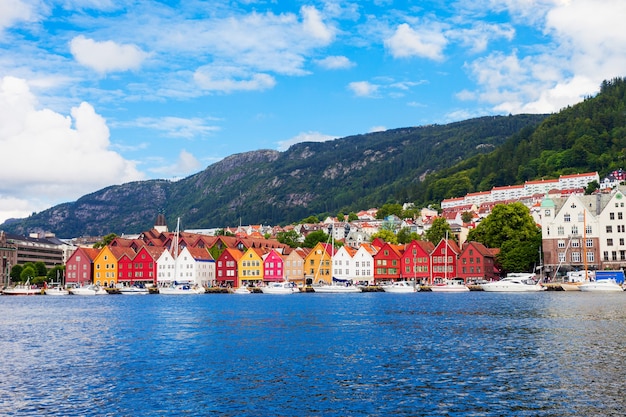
315, 55, 355, 70
131, 116, 220, 139
0, 76, 144, 224
384, 23, 448, 61
194, 65, 276, 93
148, 149, 201, 178
0, 0, 35, 32
301, 5, 335, 43
464, 0, 626, 114
277, 131, 337, 151
348, 81, 379, 97
70, 35, 150, 74
369, 126, 387, 133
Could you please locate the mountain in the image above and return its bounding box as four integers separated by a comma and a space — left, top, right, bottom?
1, 114, 549, 237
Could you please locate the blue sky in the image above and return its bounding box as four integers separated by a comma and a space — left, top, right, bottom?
1, 0, 625, 225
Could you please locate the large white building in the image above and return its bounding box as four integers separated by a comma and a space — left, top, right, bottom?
442, 172, 600, 209
539, 187, 626, 278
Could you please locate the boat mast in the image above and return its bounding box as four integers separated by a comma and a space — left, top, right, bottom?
174, 217, 180, 283
583, 209, 588, 281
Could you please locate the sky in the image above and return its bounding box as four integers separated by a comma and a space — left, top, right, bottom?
1, 0, 625, 225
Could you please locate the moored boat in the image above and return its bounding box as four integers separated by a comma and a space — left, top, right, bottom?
260, 281, 299, 294
44, 286, 70, 296
480, 273, 546, 292
578, 279, 624, 292
381, 281, 418, 293
159, 283, 205, 294
313, 278, 362, 293
2, 280, 40, 295
119, 285, 149, 295
430, 278, 469, 293
232, 286, 251, 294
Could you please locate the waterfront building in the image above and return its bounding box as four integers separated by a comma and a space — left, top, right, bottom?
350, 243, 376, 285
238, 248, 264, 287
215, 248, 243, 287
457, 241, 498, 283
332, 245, 357, 283
430, 239, 461, 284
305, 242, 334, 285
283, 247, 307, 286
262, 249, 285, 283
373, 242, 403, 284
93, 246, 134, 287
64, 246, 100, 286
401, 240, 434, 284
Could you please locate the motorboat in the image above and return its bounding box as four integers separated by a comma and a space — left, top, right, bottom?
260, 281, 299, 294
578, 279, 624, 292
313, 278, 362, 293
44, 286, 70, 296
381, 281, 419, 293
232, 286, 251, 294
561, 271, 595, 291
70, 285, 108, 295
480, 273, 546, 292
430, 278, 469, 293
159, 283, 205, 294
119, 285, 149, 295
2, 280, 40, 295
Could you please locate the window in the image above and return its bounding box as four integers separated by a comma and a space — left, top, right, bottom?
607, 238, 614, 246
558, 252, 566, 262
564, 213, 571, 222
587, 251, 594, 262
571, 252, 580, 263
571, 226, 578, 235
586, 238, 593, 248
571, 240, 580, 248
610, 213, 615, 220
607, 226, 613, 233
545, 209, 551, 217
604, 251, 609, 261
558, 226, 564, 235
558, 240, 566, 248
620, 213, 624, 220
578, 213, 584, 222
621, 239, 625, 246
586, 225, 592, 235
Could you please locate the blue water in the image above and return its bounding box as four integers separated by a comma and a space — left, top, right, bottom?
1, 292, 626, 416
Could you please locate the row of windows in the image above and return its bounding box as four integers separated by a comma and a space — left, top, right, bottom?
461, 266, 482, 274
461, 257, 482, 264
558, 252, 595, 262
603, 251, 626, 261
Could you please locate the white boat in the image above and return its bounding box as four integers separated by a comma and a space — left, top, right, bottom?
561, 271, 595, 291
382, 281, 419, 293
44, 286, 70, 296
430, 278, 469, 293
159, 283, 205, 294
232, 286, 251, 294
2, 280, 40, 295
260, 281, 299, 294
578, 279, 624, 292
70, 285, 108, 295
480, 273, 546, 292
119, 285, 149, 295
314, 278, 362, 293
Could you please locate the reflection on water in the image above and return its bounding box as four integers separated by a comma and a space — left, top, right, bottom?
1, 292, 626, 416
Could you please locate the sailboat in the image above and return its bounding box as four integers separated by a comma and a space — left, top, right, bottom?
45, 271, 70, 295
312, 225, 361, 293
159, 218, 204, 295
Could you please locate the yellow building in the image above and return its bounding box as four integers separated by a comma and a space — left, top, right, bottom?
304, 242, 334, 285
238, 248, 265, 286
92, 246, 134, 287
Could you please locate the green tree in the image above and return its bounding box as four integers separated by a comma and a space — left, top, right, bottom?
276, 230, 301, 248
47, 265, 65, 281
461, 211, 474, 224
424, 217, 455, 244
370, 230, 398, 244
376, 203, 403, 219
300, 215, 320, 224
337, 213, 345, 222
347, 212, 358, 221
10, 264, 22, 281
397, 227, 420, 244
93, 233, 118, 248
20, 265, 36, 283
34, 261, 47, 277
585, 180, 600, 195
467, 202, 541, 273
215, 229, 234, 236
302, 230, 328, 248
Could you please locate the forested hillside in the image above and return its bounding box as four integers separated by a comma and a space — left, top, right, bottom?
414, 77, 626, 204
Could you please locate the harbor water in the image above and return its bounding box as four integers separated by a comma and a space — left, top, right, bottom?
1, 291, 626, 416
